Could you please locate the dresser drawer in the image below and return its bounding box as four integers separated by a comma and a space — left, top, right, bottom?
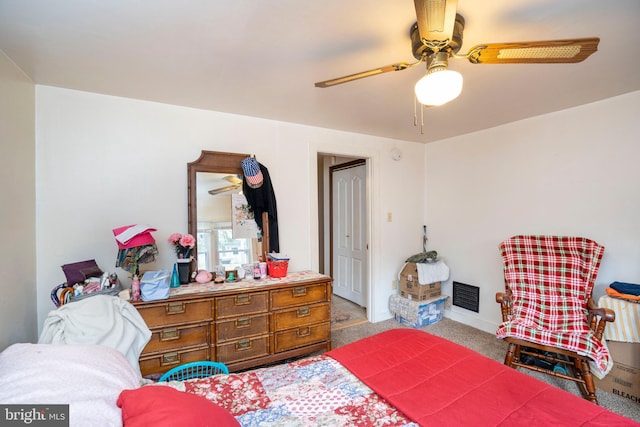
142, 323, 209, 355
215, 314, 269, 342
272, 302, 330, 331
217, 335, 269, 364
137, 299, 212, 328
139, 346, 209, 377
273, 322, 330, 353
270, 283, 329, 309
215, 291, 268, 319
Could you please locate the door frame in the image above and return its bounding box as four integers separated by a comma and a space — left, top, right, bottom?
312, 150, 377, 323
329, 158, 367, 307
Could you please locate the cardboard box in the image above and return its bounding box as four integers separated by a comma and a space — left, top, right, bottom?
594, 340, 640, 405
399, 263, 441, 301
394, 295, 448, 328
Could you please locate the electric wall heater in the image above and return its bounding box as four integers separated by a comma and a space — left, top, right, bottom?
452, 281, 480, 313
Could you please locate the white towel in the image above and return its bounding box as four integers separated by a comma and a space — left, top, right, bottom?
416, 260, 449, 284
39, 295, 151, 376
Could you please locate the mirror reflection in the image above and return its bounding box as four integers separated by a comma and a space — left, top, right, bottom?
195, 171, 262, 272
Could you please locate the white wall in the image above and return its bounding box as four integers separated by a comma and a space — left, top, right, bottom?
425, 91, 640, 333
34, 86, 426, 331
29, 85, 639, 339
0, 51, 36, 348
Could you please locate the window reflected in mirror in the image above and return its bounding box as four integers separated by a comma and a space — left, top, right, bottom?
197, 223, 253, 270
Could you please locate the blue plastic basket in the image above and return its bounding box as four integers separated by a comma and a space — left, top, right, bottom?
158, 361, 229, 382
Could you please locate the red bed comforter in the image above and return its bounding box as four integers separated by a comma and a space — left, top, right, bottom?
327, 329, 636, 426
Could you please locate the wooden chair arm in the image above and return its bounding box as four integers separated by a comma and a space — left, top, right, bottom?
496, 292, 507, 304
586, 298, 615, 342
496, 291, 512, 322
587, 298, 615, 322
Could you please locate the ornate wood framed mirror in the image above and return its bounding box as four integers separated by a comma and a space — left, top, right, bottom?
188, 151, 253, 273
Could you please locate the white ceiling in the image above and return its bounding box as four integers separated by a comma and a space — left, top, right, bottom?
1, 0, 638, 143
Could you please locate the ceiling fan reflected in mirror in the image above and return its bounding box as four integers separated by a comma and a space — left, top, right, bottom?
315, 0, 599, 107
208, 174, 243, 196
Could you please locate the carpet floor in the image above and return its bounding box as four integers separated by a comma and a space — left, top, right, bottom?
330, 299, 640, 423
330, 295, 368, 331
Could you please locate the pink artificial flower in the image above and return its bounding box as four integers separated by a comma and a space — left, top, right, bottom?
180, 234, 196, 248
168, 233, 182, 244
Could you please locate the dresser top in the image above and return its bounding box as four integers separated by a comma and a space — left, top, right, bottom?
168, 270, 330, 298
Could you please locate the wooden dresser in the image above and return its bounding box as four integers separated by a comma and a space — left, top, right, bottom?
133, 271, 332, 376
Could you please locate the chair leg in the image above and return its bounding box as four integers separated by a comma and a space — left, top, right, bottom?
504, 343, 517, 367
578, 358, 599, 405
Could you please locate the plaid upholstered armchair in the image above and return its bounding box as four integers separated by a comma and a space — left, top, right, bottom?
495, 235, 615, 404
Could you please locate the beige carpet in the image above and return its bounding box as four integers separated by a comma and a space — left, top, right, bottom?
330, 316, 640, 422
331, 295, 368, 331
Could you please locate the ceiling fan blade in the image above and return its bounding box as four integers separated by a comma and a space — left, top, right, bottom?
413, 0, 458, 44
315, 62, 414, 88
224, 174, 243, 185
208, 184, 240, 196
465, 37, 600, 64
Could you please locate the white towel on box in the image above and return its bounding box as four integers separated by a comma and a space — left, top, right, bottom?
416, 260, 449, 284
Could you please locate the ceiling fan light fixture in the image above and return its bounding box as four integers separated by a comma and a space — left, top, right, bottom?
414, 68, 463, 106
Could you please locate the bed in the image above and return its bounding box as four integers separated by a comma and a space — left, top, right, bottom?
1, 329, 636, 426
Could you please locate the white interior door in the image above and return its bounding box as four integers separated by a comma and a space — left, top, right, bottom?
332, 162, 367, 306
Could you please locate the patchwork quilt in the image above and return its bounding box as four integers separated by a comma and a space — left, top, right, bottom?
161, 355, 417, 426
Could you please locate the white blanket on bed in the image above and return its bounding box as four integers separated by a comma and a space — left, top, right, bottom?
39, 295, 151, 377
0, 343, 140, 427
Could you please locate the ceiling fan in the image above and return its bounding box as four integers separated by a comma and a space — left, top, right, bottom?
315, 0, 599, 107
208, 175, 243, 196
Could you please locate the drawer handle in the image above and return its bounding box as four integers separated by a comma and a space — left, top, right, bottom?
166, 302, 185, 314
292, 287, 308, 297
160, 328, 179, 340
162, 352, 179, 364
297, 307, 310, 317
297, 327, 311, 337
235, 294, 251, 305
236, 316, 251, 327
236, 339, 252, 351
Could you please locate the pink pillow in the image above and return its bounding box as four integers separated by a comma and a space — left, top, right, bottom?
118, 386, 239, 427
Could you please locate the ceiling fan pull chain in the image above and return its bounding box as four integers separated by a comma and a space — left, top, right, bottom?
421, 103, 425, 135
413, 95, 418, 127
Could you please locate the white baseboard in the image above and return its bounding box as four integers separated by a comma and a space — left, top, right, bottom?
443, 308, 499, 335
371, 310, 394, 323
371, 307, 499, 337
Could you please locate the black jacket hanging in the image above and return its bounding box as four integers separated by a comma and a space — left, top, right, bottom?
242, 162, 279, 253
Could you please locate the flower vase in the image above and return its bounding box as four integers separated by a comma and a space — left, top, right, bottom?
176, 259, 191, 284
170, 263, 181, 288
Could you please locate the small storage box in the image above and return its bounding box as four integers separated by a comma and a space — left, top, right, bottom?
390, 294, 448, 328
400, 281, 441, 301
267, 260, 289, 278
399, 263, 441, 301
